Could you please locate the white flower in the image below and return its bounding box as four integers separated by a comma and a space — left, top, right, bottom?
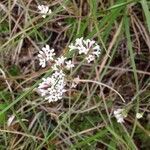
38, 70, 66, 102
53, 70, 65, 78
68, 37, 101, 63
38, 45, 55, 68
65, 60, 74, 70
92, 49, 101, 57
75, 37, 89, 54
55, 56, 66, 66
136, 113, 143, 119
42, 45, 55, 61
68, 43, 78, 51
38, 57, 46, 68
76, 37, 84, 46
38, 5, 52, 18
83, 39, 95, 49
78, 46, 89, 55
85, 54, 95, 63
114, 109, 127, 123
93, 44, 100, 51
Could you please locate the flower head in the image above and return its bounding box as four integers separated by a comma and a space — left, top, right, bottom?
38, 5, 52, 18
38, 45, 55, 68
38, 70, 66, 102
55, 56, 66, 66
85, 54, 95, 63
69, 37, 101, 63
114, 109, 127, 123
65, 60, 74, 70
51, 56, 66, 71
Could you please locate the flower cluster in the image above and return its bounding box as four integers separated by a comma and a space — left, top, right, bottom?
37, 45, 75, 70
37, 44, 75, 102
38, 5, 52, 18
114, 109, 127, 123
69, 37, 101, 63
37, 37, 101, 102
35, 5, 145, 124
38, 70, 66, 102
38, 45, 55, 68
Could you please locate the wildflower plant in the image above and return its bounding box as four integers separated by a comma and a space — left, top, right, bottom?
37, 38, 101, 103
1, 1, 149, 148
37, 35, 129, 125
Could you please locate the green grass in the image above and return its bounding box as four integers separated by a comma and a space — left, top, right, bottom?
0, 0, 150, 149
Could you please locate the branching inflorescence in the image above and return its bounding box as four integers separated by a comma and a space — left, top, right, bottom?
37, 37, 101, 103
36, 5, 143, 124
